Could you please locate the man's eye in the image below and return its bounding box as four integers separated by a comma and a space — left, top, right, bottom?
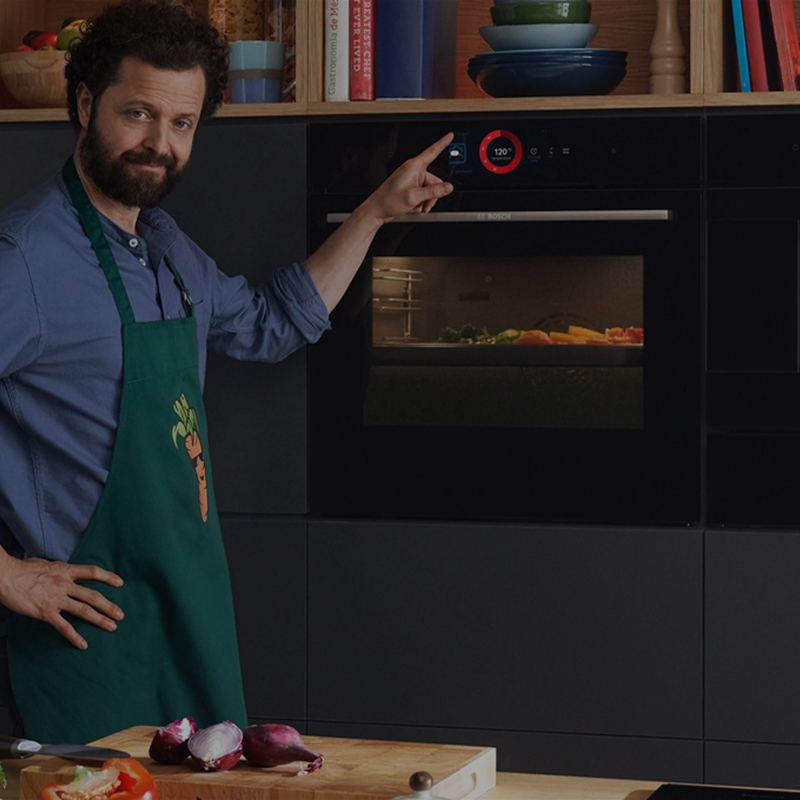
130, 109, 147, 120
174, 120, 192, 131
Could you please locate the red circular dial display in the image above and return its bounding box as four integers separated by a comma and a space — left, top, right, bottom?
479, 129, 523, 174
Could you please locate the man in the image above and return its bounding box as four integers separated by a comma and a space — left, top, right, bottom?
0, 0, 453, 742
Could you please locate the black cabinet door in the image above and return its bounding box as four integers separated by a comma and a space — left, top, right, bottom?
162, 119, 309, 515
706, 529, 800, 745
222, 516, 307, 722
0, 123, 76, 211
308, 521, 703, 740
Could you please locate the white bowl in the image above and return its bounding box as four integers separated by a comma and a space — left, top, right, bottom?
479, 22, 598, 51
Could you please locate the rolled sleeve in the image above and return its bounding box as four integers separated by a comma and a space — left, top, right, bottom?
208, 261, 331, 362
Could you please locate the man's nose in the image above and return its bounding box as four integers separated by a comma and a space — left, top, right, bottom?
143, 121, 171, 154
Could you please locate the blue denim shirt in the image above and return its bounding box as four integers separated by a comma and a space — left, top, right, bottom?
0, 171, 330, 561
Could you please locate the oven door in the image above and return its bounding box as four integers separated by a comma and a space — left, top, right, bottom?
309, 188, 702, 525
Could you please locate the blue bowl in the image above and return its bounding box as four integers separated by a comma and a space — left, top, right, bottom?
469, 58, 627, 97
468, 48, 628, 68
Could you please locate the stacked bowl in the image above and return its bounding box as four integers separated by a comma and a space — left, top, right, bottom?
468, 0, 627, 98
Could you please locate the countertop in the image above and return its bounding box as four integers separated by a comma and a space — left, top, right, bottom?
0, 754, 662, 800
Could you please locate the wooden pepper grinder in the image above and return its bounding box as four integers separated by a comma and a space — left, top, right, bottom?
650, 0, 686, 93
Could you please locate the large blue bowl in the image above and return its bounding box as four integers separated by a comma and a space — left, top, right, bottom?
468, 48, 628, 68
469, 58, 627, 97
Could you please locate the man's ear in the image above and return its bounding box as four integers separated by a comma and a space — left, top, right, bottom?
75, 82, 93, 129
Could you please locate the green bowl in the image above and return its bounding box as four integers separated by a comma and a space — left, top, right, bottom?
490, 2, 592, 25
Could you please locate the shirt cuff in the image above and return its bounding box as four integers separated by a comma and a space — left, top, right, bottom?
271, 261, 332, 343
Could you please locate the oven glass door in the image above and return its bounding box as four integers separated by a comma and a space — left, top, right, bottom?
309, 190, 701, 525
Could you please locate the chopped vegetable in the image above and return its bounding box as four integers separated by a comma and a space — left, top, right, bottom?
187, 721, 243, 771
40, 758, 155, 800
149, 717, 197, 764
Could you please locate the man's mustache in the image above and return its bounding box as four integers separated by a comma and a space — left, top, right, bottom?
121, 151, 177, 169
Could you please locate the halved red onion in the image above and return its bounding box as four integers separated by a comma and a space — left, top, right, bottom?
149, 717, 197, 764
187, 721, 243, 771
242, 724, 324, 775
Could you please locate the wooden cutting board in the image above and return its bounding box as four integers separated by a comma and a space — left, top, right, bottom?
21, 726, 496, 800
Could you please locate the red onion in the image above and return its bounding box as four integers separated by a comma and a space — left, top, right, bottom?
187, 721, 243, 771
242, 724, 324, 775
149, 717, 197, 764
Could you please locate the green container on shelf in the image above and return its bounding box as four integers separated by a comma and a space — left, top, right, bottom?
490, 1, 592, 26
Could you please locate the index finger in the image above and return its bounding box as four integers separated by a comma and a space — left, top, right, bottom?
415, 132, 455, 168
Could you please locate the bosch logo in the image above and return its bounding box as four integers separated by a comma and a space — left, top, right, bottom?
484, 212, 512, 221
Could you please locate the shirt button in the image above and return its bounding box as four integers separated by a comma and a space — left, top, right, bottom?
138, 258, 147, 266
128, 237, 139, 248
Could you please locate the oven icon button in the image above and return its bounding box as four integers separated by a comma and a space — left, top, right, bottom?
447, 143, 467, 164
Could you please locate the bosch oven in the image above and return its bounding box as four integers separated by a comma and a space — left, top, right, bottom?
307, 114, 703, 525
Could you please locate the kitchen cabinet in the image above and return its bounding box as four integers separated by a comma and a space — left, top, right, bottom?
706, 529, 800, 782
306, 520, 703, 778
221, 516, 307, 724
4, 0, 800, 120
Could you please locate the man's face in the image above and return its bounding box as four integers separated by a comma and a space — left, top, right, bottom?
77, 56, 205, 208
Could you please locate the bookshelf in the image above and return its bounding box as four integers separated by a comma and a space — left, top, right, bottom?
0, 0, 798, 122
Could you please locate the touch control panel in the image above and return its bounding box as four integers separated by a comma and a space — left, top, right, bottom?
307, 115, 702, 193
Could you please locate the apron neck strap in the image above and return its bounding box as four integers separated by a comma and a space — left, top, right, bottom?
62, 156, 135, 326
166, 256, 194, 318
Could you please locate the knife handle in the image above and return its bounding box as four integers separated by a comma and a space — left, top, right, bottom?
0, 735, 42, 758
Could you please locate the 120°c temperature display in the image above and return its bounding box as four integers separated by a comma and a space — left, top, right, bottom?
479, 129, 523, 174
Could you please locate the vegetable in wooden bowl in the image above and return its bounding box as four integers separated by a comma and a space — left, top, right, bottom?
0, 50, 67, 108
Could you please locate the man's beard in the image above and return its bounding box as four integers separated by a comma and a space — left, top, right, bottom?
79, 112, 187, 209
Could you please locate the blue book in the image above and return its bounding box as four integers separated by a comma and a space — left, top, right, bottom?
731, 0, 752, 91
374, 0, 456, 99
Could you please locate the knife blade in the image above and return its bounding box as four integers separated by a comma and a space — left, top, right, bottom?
0, 736, 130, 762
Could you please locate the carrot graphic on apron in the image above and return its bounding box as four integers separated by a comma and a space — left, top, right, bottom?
172, 393, 208, 521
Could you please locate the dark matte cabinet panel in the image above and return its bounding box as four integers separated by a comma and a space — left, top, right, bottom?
0, 123, 77, 211
705, 741, 800, 789
706, 530, 800, 745
309, 721, 703, 782
308, 521, 703, 741
162, 120, 309, 515
222, 517, 306, 722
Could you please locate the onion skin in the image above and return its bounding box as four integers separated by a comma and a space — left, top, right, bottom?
242, 724, 324, 775
187, 721, 243, 771
149, 717, 197, 764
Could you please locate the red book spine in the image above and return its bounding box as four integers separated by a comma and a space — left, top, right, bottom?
350, 0, 374, 100
781, 0, 800, 88
768, 0, 800, 89
742, 0, 769, 90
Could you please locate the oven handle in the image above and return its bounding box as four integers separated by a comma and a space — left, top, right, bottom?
326, 209, 673, 224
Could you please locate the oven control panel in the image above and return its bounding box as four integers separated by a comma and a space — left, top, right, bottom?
441, 117, 700, 187
308, 116, 702, 192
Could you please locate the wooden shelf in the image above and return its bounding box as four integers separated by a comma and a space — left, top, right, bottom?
1, 0, 799, 122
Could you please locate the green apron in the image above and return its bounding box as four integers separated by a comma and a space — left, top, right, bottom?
7, 157, 248, 743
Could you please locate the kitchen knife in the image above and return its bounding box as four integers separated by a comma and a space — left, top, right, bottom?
0, 735, 130, 762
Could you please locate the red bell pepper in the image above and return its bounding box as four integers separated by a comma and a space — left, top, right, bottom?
41, 758, 157, 800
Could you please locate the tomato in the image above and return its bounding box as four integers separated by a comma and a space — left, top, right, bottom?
41, 758, 157, 800
28, 31, 58, 50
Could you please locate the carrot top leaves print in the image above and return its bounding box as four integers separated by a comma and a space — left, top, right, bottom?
171, 394, 208, 522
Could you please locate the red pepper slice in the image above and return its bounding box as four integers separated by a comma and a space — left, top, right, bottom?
41, 758, 157, 800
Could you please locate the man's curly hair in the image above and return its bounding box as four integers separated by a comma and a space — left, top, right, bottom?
65, 0, 229, 132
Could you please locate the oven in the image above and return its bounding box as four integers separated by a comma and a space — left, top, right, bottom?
707, 111, 800, 528
307, 113, 703, 525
